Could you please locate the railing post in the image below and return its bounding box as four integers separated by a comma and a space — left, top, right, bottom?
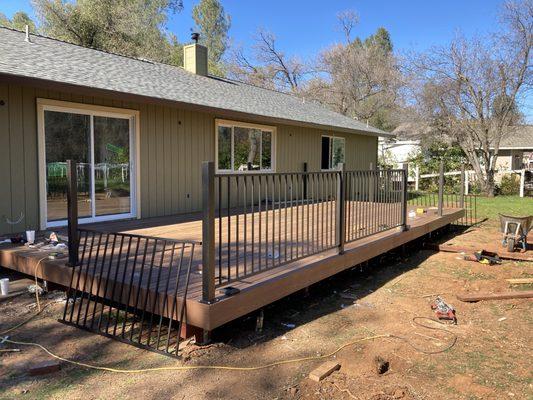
202, 161, 216, 303
401, 163, 409, 231
66, 159, 79, 266
336, 163, 346, 254
438, 160, 444, 216
459, 164, 465, 208
414, 165, 420, 191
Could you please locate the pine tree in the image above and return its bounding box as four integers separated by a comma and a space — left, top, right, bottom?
192, 0, 231, 76
32, 0, 183, 65
0, 11, 37, 32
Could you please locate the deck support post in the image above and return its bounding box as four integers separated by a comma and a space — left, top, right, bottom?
459, 165, 465, 208
256, 309, 264, 333
336, 163, 346, 254
66, 159, 79, 267
201, 161, 216, 304
438, 160, 444, 216
195, 329, 211, 346
400, 163, 409, 231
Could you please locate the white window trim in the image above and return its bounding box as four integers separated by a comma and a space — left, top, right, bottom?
321, 135, 346, 171
37, 98, 141, 230
215, 118, 276, 173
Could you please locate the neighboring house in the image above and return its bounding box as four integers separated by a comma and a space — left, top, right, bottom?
494, 126, 533, 171
383, 123, 533, 173
0, 27, 391, 235
378, 123, 426, 167
378, 123, 424, 184
379, 138, 420, 166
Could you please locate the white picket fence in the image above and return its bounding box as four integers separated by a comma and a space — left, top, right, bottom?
413, 166, 528, 197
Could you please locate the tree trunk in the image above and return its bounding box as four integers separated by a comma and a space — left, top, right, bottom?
484, 169, 495, 197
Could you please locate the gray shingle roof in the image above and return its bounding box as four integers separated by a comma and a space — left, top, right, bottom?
499, 126, 533, 149
0, 27, 390, 137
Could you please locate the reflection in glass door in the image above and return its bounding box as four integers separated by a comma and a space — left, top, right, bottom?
43, 107, 134, 226
44, 111, 92, 222
93, 116, 131, 216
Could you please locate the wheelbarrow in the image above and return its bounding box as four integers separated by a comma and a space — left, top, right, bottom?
499, 214, 533, 252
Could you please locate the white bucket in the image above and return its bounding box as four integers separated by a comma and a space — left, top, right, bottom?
0, 278, 9, 296
26, 230, 35, 244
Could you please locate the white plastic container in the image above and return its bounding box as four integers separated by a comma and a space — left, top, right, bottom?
26, 230, 36, 244
0, 278, 9, 296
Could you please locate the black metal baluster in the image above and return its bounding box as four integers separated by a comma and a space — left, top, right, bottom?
66, 229, 89, 322
218, 176, 222, 285
146, 240, 168, 346
117, 236, 139, 337
284, 174, 288, 262
227, 176, 231, 282
104, 234, 126, 333
174, 243, 195, 356
278, 175, 282, 266
155, 242, 176, 350
251, 175, 255, 274
137, 239, 159, 344
94, 233, 118, 330
127, 237, 150, 340
88, 233, 112, 329
243, 175, 247, 276
81, 232, 103, 327
258, 175, 262, 271
235, 176, 240, 278
166, 243, 185, 353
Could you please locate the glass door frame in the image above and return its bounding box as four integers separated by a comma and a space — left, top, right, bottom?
37, 98, 140, 229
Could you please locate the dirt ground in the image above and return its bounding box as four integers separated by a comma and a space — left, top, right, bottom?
1, 223, 532, 400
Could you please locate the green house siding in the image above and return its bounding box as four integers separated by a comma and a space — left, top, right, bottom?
0, 80, 377, 235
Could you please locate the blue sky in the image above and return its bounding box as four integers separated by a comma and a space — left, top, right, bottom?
0, 0, 504, 54
1, 0, 531, 120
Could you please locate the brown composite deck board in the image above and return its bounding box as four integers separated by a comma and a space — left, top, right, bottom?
0, 204, 464, 330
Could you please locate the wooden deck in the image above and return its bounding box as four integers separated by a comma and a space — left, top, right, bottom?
0, 205, 464, 332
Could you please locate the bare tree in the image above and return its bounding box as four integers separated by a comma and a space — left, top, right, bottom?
336, 9, 359, 43
408, 0, 532, 195
228, 29, 308, 92
304, 29, 402, 129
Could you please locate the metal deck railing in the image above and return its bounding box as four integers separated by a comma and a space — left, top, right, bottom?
61, 228, 198, 358
61, 159, 467, 318
200, 165, 409, 295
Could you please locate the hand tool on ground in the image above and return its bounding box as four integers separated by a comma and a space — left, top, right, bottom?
431, 296, 457, 324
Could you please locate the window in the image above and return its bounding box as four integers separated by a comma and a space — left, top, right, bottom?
216, 120, 275, 171
321, 136, 345, 170
38, 99, 138, 228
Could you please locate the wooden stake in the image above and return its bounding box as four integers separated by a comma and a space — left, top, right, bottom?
506, 278, 533, 285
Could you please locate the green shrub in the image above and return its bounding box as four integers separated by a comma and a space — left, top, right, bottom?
498, 174, 521, 196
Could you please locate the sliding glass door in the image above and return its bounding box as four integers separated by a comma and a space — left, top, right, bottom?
41, 103, 135, 227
